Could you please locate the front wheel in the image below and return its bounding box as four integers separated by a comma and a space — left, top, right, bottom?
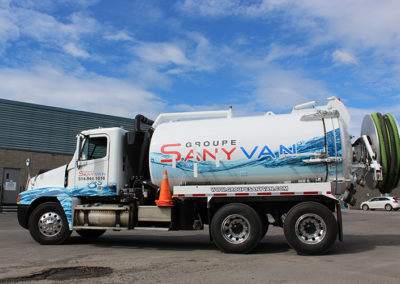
283, 202, 337, 255
211, 203, 263, 253
362, 204, 369, 211
28, 202, 71, 245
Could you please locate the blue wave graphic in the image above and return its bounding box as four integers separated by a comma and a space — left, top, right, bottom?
71, 183, 117, 197
327, 128, 342, 157
18, 183, 117, 205
18, 187, 68, 205
150, 129, 342, 180
18, 182, 117, 229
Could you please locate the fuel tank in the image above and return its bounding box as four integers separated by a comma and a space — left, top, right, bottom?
149, 98, 352, 188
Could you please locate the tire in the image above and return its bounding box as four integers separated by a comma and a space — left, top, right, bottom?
283, 202, 337, 255
28, 202, 71, 245
385, 204, 393, 211
362, 204, 369, 211
211, 203, 263, 253
76, 229, 106, 239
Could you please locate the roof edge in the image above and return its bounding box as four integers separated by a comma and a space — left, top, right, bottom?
0, 98, 135, 122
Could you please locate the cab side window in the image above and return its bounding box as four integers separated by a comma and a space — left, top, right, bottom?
81, 137, 108, 160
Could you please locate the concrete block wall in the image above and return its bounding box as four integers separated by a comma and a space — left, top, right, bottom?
0, 148, 72, 204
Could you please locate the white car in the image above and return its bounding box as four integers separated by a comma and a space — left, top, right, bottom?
360, 197, 400, 211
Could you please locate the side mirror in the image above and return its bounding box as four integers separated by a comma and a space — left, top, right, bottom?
76, 134, 88, 161
77, 135, 82, 160
25, 158, 31, 191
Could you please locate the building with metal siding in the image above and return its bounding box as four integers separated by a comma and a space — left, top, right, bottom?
0, 98, 135, 208
0, 98, 134, 155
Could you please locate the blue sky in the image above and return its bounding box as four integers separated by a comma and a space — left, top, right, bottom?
1, 0, 400, 134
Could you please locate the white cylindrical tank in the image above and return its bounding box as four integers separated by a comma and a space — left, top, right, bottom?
149, 102, 352, 188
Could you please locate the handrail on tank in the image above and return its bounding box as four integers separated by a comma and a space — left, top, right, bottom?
292, 96, 337, 111
152, 107, 232, 129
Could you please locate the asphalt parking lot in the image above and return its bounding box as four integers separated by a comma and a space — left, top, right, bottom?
0, 210, 399, 284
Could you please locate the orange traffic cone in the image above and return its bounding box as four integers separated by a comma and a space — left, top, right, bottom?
156, 170, 174, 207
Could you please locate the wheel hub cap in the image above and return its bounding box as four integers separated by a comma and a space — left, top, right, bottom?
295, 213, 326, 245
38, 212, 62, 237
221, 214, 251, 244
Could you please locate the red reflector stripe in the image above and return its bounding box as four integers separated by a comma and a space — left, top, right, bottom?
280, 192, 295, 195
214, 193, 227, 197
304, 191, 319, 195
173, 194, 185, 197
257, 192, 272, 196
326, 191, 332, 194
235, 193, 249, 196
193, 194, 206, 197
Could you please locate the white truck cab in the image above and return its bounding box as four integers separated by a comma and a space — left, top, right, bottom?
26, 127, 128, 197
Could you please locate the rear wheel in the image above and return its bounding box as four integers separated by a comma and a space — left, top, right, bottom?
385, 204, 393, 211
28, 202, 71, 245
211, 203, 263, 253
284, 202, 337, 255
362, 204, 369, 211
76, 229, 106, 239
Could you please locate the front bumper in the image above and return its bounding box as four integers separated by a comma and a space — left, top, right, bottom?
17, 205, 30, 229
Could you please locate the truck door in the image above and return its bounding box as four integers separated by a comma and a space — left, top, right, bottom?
74, 134, 109, 196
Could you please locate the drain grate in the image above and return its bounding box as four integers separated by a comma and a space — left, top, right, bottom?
0, 266, 113, 283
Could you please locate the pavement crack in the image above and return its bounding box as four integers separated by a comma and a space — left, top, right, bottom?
0, 266, 113, 283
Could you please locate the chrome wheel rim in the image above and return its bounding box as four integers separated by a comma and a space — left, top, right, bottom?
221, 214, 250, 244
38, 212, 63, 237
295, 213, 326, 245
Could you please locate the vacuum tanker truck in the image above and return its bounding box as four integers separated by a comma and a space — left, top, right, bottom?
17, 97, 400, 254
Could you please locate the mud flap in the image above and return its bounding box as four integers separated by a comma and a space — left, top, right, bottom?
336, 202, 343, 241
